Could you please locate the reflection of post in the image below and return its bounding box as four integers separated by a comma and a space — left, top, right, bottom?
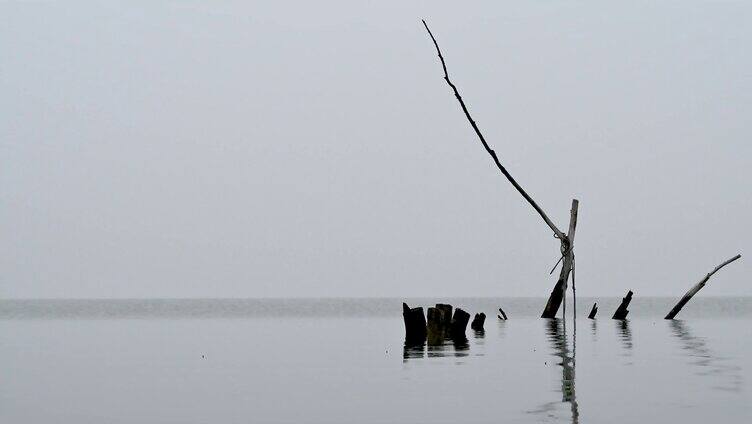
616, 320, 633, 351
403, 337, 426, 362
668, 320, 742, 392
570, 317, 578, 423
544, 319, 579, 423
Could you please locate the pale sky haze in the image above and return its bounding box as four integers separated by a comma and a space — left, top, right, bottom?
1, 1, 750, 298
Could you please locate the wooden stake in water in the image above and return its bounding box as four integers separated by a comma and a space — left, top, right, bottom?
421, 20, 580, 319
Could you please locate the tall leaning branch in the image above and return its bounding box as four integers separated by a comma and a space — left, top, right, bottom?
664, 254, 741, 319
421, 20, 566, 242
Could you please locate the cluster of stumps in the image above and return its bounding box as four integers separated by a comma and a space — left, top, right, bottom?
403, 294, 639, 342
403, 302, 508, 344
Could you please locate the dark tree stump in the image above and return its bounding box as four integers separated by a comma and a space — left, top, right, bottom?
403, 303, 427, 341
435, 304, 453, 330
450, 308, 470, 337
612, 291, 633, 320
471, 312, 486, 331
426, 307, 442, 331
426, 306, 445, 345
587, 303, 598, 319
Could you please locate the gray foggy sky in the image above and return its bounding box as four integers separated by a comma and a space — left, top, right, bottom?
1, 1, 750, 298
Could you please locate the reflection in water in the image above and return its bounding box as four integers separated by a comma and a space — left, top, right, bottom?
615, 320, 634, 365
473, 328, 486, 349
529, 319, 579, 423
403, 338, 426, 361
669, 320, 742, 392
497, 318, 508, 338
403, 334, 470, 361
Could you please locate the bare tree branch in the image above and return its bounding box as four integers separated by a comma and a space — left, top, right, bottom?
665, 254, 742, 319
421, 19, 566, 241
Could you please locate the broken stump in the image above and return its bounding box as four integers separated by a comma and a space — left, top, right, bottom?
612, 291, 633, 320
402, 302, 427, 341
588, 303, 598, 319
435, 304, 453, 330
450, 308, 470, 337
471, 312, 486, 331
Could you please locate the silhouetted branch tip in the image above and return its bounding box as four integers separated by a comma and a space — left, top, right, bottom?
421, 19, 566, 241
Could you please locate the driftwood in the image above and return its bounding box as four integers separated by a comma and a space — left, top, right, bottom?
587, 303, 598, 319
497, 307, 508, 320
421, 20, 579, 319
612, 291, 633, 320
403, 303, 427, 341
471, 312, 486, 331
665, 254, 741, 319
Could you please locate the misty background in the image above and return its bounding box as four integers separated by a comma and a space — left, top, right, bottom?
1, 1, 749, 299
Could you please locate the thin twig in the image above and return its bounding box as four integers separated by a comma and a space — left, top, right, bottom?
549, 255, 564, 275
421, 19, 566, 241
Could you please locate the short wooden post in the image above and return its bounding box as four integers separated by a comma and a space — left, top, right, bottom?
450, 308, 470, 337
403, 303, 427, 340
497, 307, 508, 320
471, 312, 486, 331
612, 291, 633, 320
587, 303, 598, 319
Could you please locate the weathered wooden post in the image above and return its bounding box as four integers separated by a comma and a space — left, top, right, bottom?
426, 306, 445, 345
665, 254, 741, 319
612, 291, 633, 320
450, 308, 470, 337
436, 303, 453, 329
587, 303, 598, 319
402, 303, 427, 341
542, 200, 578, 318
471, 312, 486, 331
497, 307, 508, 320
422, 20, 580, 320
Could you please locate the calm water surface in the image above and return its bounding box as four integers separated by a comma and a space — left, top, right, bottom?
1, 297, 750, 423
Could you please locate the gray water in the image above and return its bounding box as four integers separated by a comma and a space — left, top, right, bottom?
1, 297, 750, 423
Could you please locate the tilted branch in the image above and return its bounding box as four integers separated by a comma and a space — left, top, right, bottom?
664, 254, 742, 319
421, 19, 566, 241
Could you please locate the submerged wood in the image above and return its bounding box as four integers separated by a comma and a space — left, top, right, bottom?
665, 254, 741, 319
422, 21, 581, 320
587, 303, 598, 319
498, 307, 508, 320
402, 303, 427, 341
542, 200, 579, 318
612, 291, 633, 320
471, 312, 486, 331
